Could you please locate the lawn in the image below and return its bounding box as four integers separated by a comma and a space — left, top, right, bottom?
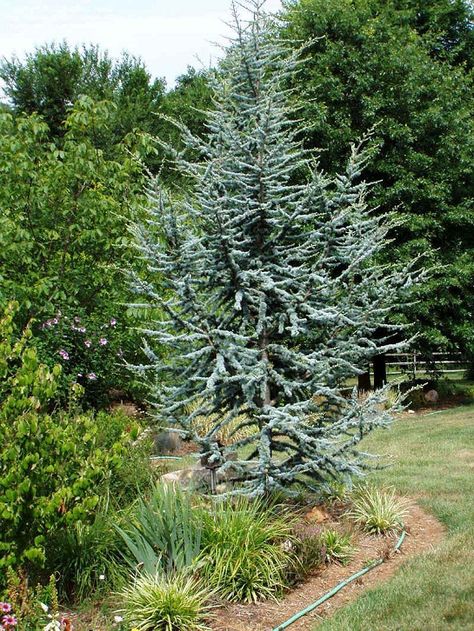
315, 403, 474, 631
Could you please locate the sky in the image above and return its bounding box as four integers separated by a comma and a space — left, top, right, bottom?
0, 0, 284, 88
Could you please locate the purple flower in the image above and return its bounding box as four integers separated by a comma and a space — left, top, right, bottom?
99, 337, 108, 346
52, 318, 59, 325
74, 316, 81, 323
110, 318, 117, 327
84, 340, 92, 348
78, 326, 86, 333
87, 373, 97, 381
59, 349, 70, 361
0, 604, 11, 614
2, 614, 17, 627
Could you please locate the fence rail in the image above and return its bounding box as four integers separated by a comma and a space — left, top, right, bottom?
384, 352, 469, 378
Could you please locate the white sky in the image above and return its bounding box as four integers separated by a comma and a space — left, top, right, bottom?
0, 0, 284, 88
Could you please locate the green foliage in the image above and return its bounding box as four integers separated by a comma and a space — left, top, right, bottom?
34, 308, 129, 406
319, 530, 355, 565
286, 528, 324, 585
0, 94, 150, 403
199, 498, 294, 603
117, 484, 202, 576
44, 508, 126, 600
284, 0, 474, 357
0, 303, 136, 580
119, 572, 212, 631
347, 485, 409, 534
0, 43, 166, 143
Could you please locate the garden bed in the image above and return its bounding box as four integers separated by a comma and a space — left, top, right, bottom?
210, 502, 444, 631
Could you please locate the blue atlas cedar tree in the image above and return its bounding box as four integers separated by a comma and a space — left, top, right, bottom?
129, 0, 422, 496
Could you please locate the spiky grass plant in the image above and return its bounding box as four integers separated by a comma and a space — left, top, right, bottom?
199, 497, 294, 603
117, 483, 202, 576
319, 529, 355, 565
119, 572, 212, 631
347, 485, 410, 534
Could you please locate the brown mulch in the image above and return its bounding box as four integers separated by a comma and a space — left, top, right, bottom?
210, 503, 444, 631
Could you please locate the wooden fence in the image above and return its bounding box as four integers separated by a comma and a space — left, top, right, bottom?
384, 352, 469, 379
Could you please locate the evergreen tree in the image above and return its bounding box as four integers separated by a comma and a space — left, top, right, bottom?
130, 0, 420, 496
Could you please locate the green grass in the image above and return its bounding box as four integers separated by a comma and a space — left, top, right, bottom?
315, 404, 474, 631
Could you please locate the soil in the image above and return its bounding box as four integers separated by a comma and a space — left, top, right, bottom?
210, 503, 444, 631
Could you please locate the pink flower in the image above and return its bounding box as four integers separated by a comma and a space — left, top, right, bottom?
99, 337, 108, 346
87, 373, 97, 381
84, 340, 92, 348
2, 614, 17, 627
0, 604, 11, 614
110, 318, 117, 327
59, 349, 70, 360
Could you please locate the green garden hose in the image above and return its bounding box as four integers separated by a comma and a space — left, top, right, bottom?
272, 530, 406, 631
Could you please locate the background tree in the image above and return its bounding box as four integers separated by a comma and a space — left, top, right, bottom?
0, 96, 149, 402
0, 43, 166, 149
283, 0, 474, 366
131, 0, 419, 496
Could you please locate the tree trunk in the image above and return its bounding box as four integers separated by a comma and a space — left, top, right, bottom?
373, 354, 387, 389
358, 367, 371, 392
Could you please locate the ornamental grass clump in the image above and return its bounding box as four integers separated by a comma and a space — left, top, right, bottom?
319, 529, 355, 565
119, 572, 212, 631
199, 498, 294, 603
347, 485, 410, 534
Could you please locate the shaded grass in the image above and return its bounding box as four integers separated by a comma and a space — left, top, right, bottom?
315, 404, 474, 630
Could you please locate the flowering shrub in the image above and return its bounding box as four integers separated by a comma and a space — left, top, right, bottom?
35, 307, 129, 407
0, 303, 136, 583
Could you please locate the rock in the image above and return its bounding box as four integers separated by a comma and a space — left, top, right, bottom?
161, 465, 212, 490
424, 389, 439, 404
305, 506, 329, 523
154, 430, 184, 454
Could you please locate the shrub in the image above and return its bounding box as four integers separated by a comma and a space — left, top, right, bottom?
0, 303, 137, 581
199, 498, 294, 603
117, 484, 202, 576
347, 485, 410, 534
319, 530, 355, 565
119, 573, 212, 631
35, 307, 130, 407
0, 98, 150, 406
